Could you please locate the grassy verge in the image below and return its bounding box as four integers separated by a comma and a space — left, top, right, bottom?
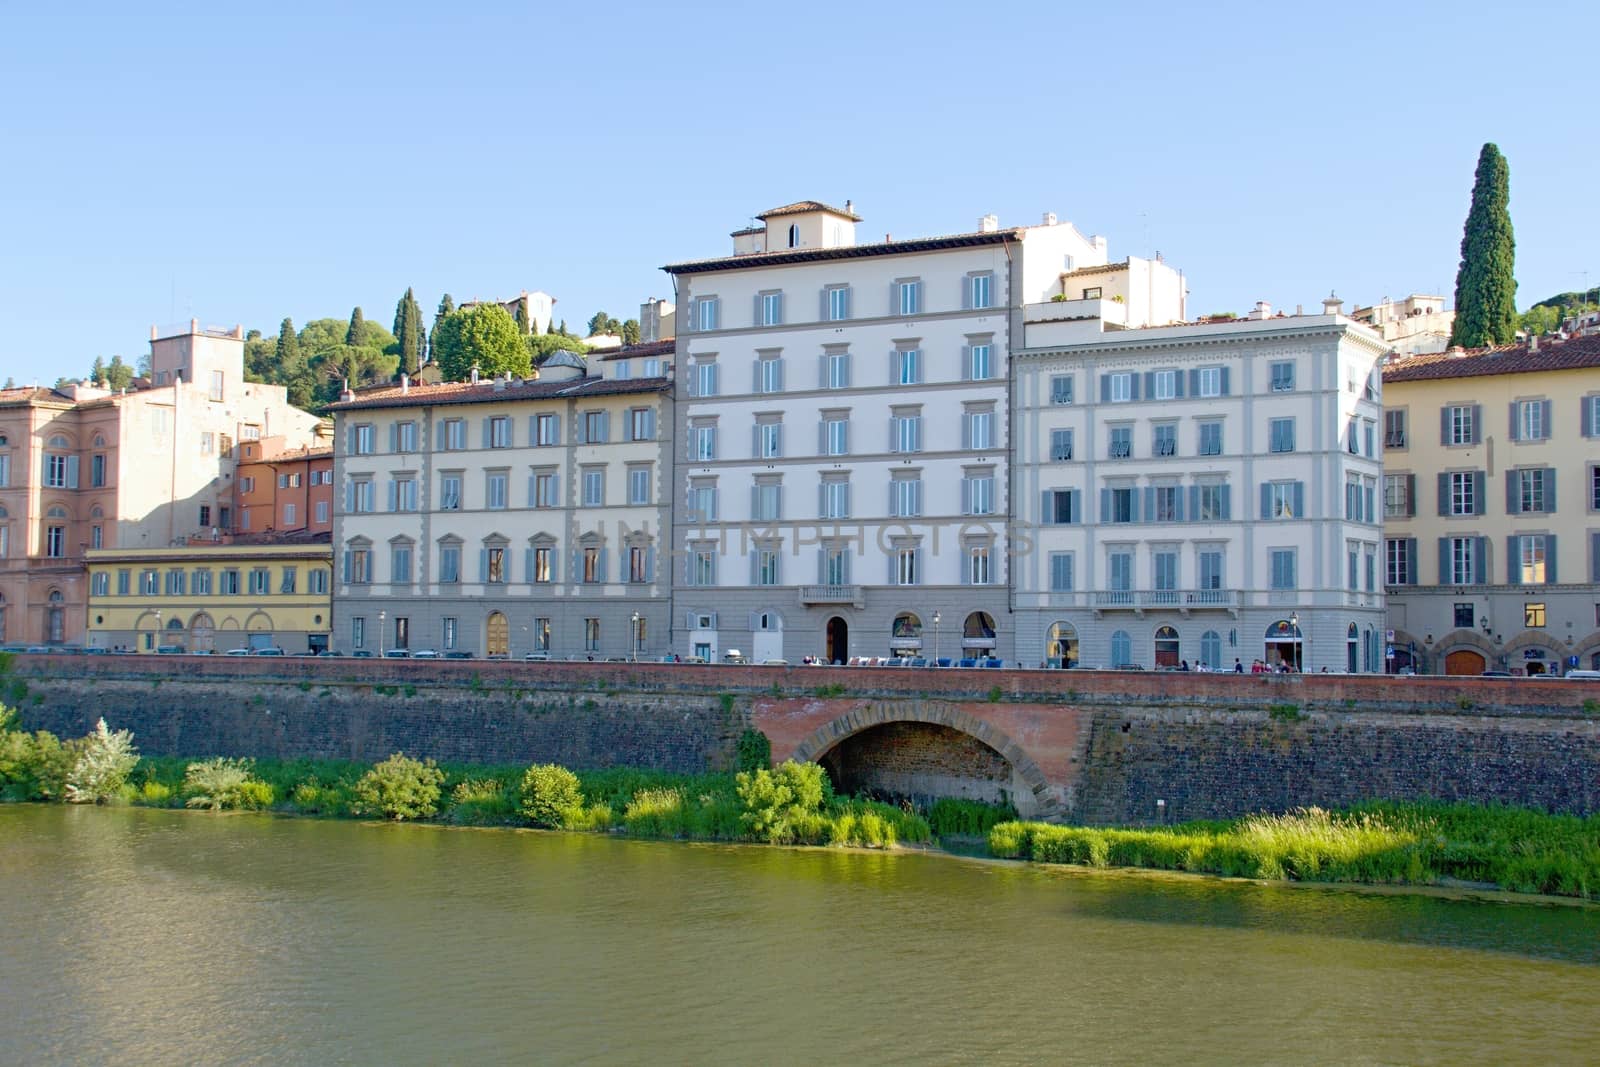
990, 802, 1600, 902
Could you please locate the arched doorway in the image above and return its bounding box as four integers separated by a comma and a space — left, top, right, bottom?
47, 590, 65, 644
1153, 625, 1180, 668
190, 612, 216, 652
1199, 630, 1222, 670
1110, 629, 1132, 667
825, 616, 848, 664
486, 612, 509, 657
890, 612, 922, 657
1347, 623, 1359, 673
1046, 621, 1078, 669
1444, 649, 1486, 675
962, 612, 997, 658
1264, 619, 1302, 670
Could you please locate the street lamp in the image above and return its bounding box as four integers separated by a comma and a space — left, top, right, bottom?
1289, 611, 1302, 672
151, 610, 161, 654
932, 611, 942, 666
378, 610, 386, 656
630, 611, 641, 662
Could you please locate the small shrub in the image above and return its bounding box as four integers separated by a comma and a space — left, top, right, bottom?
735, 728, 771, 772
352, 753, 444, 821
987, 686, 1003, 703
402, 684, 417, 699
136, 780, 175, 806
928, 798, 1017, 837
447, 777, 517, 826
288, 779, 351, 816
65, 719, 140, 804
719, 693, 736, 716
813, 683, 846, 699
1457, 696, 1474, 711
736, 760, 831, 844
1583, 698, 1598, 717
624, 788, 688, 837
563, 802, 615, 832
1268, 704, 1303, 723
519, 763, 583, 828
183, 757, 271, 811
0, 726, 72, 802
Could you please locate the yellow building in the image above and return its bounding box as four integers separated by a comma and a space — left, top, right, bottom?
1381, 334, 1600, 675
86, 538, 332, 653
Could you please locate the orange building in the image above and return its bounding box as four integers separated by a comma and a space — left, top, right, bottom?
234, 432, 334, 537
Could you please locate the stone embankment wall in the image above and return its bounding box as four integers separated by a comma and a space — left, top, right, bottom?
8, 654, 1599, 822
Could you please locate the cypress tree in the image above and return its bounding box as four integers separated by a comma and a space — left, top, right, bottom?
276, 318, 299, 365
515, 296, 530, 334
1449, 143, 1517, 348
89, 356, 106, 385
346, 307, 366, 347
393, 288, 423, 376
429, 294, 455, 365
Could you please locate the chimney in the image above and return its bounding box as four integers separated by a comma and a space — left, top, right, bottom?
1249, 301, 1272, 320
339, 378, 354, 402
1529, 334, 1539, 353
1042, 211, 1057, 226
470, 363, 480, 385
978, 214, 999, 233
400, 373, 410, 394
1322, 291, 1344, 316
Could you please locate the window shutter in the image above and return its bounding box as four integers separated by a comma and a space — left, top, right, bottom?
775, 293, 785, 325
644, 409, 656, 439
1101, 488, 1112, 523
1143, 371, 1155, 398
888, 552, 897, 585
1583, 398, 1596, 438
1219, 367, 1231, 395
524, 547, 534, 582
1472, 471, 1486, 515
1218, 484, 1230, 519
1068, 490, 1081, 523
1505, 469, 1517, 514
818, 355, 830, 389
1401, 539, 1415, 584
1187, 485, 1199, 521
749, 484, 760, 521
753, 294, 763, 327
1436, 473, 1450, 516
1364, 484, 1375, 523
479, 549, 489, 583
478, 419, 489, 449
774, 485, 784, 520
341, 550, 351, 584
65, 456, 79, 489
1293, 481, 1305, 518
912, 480, 922, 516
1041, 491, 1056, 525
596, 549, 607, 584
1473, 537, 1487, 584
1405, 474, 1416, 517
1129, 374, 1141, 401
1540, 399, 1552, 438
1546, 535, 1558, 583
1546, 470, 1557, 513
960, 345, 972, 381
645, 546, 656, 582
1260, 483, 1272, 520
961, 479, 971, 515
1436, 538, 1449, 584
1439, 407, 1451, 445
1507, 536, 1519, 585
388, 423, 397, 452
387, 480, 398, 512
961, 414, 971, 450
1173, 372, 1185, 398
889, 281, 900, 316
1509, 402, 1521, 441
345, 482, 355, 513
1100, 374, 1112, 403
961, 276, 973, 310
1174, 487, 1186, 521
839, 353, 850, 388
1141, 487, 1154, 522
1593, 532, 1600, 582
1470, 405, 1482, 444
1188, 369, 1200, 396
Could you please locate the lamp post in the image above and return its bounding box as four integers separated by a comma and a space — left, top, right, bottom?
152, 610, 160, 654
378, 610, 386, 657
630, 611, 641, 662
932, 612, 941, 666
1289, 611, 1302, 671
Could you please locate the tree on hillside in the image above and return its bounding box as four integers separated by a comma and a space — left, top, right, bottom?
587, 310, 622, 337
432, 304, 532, 382
526, 332, 592, 365
89, 356, 106, 385
346, 307, 366, 347
276, 317, 300, 366
621, 319, 640, 345
429, 294, 455, 365
1518, 305, 1561, 338
514, 296, 530, 334
1449, 143, 1517, 348
105, 355, 134, 392
393, 288, 424, 377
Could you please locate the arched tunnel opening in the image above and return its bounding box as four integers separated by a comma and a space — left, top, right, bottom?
816, 721, 1029, 814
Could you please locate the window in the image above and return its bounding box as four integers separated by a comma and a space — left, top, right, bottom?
754, 546, 780, 586
486, 546, 506, 584
1107, 550, 1133, 592
584, 619, 601, 652
1365, 545, 1376, 592
532, 546, 553, 583
970, 273, 993, 309
1270, 361, 1295, 392
1083, 287, 1103, 300
964, 473, 994, 515
166, 569, 185, 596
1514, 468, 1553, 514
223, 569, 244, 595
350, 480, 375, 513
248, 567, 270, 595
45, 525, 65, 558
821, 546, 849, 586
1152, 424, 1177, 457
1267, 481, 1301, 519
629, 467, 651, 505
532, 471, 557, 508
891, 412, 922, 453
1153, 549, 1178, 591
1517, 535, 1548, 584
352, 617, 365, 650
1347, 543, 1359, 590
439, 474, 462, 511
390, 546, 411, 583
694, 361, 719, 397
140, 569, 159, 595
1198, 421, 1222, 456
1385, 539, 1413, 586
1269, 418, 1296, 453
788, 224, 799, 247
533, 618, 551, 651
209, 369, 225, 401
1107, 486, 1135, 524
694, 296, 719, 332
90, 453, 105, 487
1108, 372, 1132, 403
1385, 409, 1407, 448
352, 424, 374, 455
1198, 549, 1223, 590
0, 455, 8, 486
690, 483, 717, 522
1151, 370, 1177, 400
1525, 603, 1546, 628
893, 546, 919, 585
1347, 418, 1360, 454
1364, 421, 1375, 458
45, 453, 70, 488
891, 476, 923, 518
392, 477, 417, 513
1152, 485, 1180, 522
199, 504, 211, 527
759, 291, 783, 326
442, 617, 457, 650
439, 544, 461, 584
116, 570, 130, 596
1445, 405, 1476, 446
486, 472, 508, 510
582, 469, 604, 506
967, 343, 992, 381
440, 418, 464, 451
1197, 483, 1227, 521
629, 545, 650, 583
895, 348, 921, 386
1448, 537, 1477, 585
692, 424, 717, 461
1449, 472, 1477, 516
1049, 553, 1074, 592
240, 476, 256, 495
687, 545, 716, 586
1196, 366, 1224, 398
1270, 549, 1296, 590
826, 286, 850, 322
1514, 399, 1549, 442
629, 407, 655, 441
1042, 489, 1080, 524
897, 280, 922, 316
824, 351, 850, 389
1050, 429, 1074, 462
964, 409, 993, 450
526, 413, 556, 446
1108, 426, 1132, 459
91, 572, 109, 597
1050, 375, 1073, 405
821, 479, 850, 519
309, 569, 327, 594
315, 501, 329, 524
395, 421, 417, 452
482, 416, 508, 449
582, 411, 608, 443
1383, 474, 1413, 519
753, 482, 782, 522
758, 356, 784, 393
579, 546, 601, 583
758, 422, 782, 459
91, 525, 101, 549
968, 545, 992, 585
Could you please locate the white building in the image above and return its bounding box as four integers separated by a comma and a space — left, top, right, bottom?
460, 290, 556, 335
1349, 294, 1454, 355
664, 200, 1185, 664
1012, 300, 1390, 672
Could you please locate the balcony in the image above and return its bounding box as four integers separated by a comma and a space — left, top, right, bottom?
1092, 589, 1240, 617
799, 585, 865, 608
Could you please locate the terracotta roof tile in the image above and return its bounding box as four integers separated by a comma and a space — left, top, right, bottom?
326, 374, 671, 412
665, 228, 1025, 275
598, 339, 675, 362
1381, 334, 1600, 383
757, 200, 862, 221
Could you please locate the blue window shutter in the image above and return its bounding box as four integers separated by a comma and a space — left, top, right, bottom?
1439, 407, 1451, 445
387, 480, 397, 512
1507, 536, 1519, 584
1129, 374, 1141, 401
1187, 485, 1199, 521
1509, 402, 1520, 441
1142, 372, 1155, 398
1188, 368, 1200, 396
1069, 490, 1081, 523
1505, 469, 1517, 514
389, 424, 398, 452
818, 482, 826, 517
1472, 471, 1486, 515
1100, 374, 1111, 403
1173, 371, 1185, 398
1218, 484, 1230, 519
1546, 535, 1558, 583
341, 550, 351, 583
1540, 399, 1552, 438
481, 419, 491, 449
961, 479, 971, 515
1437, 538, 1449, 585
1473, 538, 1487, 584
1582, 398, 1596, 438
524, 547, 534, 581
599, 411, 610, 443
1174, 487, 1186, 521
644, 409, 656, 439
1470, 405, 1482, 444
598, 549, 608, 584
65, 456, 79, 489
1404, 539, 1417, 584
1040, 491, 1054, 525
1100, 488, 1112, 523
1293, 481, 1305, 518
576, 416, 587, 445
1219, 367, 1231, 395
1141, 487, 1154, 521
1260, 483, 1272, 520
1592, 533, 1600, 582
1546, 470, 1557, 513
479, 549, 489, 582
1364, 485, 1375, 523
645, 545, 656, 581
1436, 473, 1450, 516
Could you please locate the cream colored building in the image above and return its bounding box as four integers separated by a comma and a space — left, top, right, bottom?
0, 321, 322, 646
85, 539, 333, 652
460, 291, 556, 335
327, 354, 672, 658
1350, 294, 1454, 356
1013, 302, 1389, 671
1380, 334, 1600, 675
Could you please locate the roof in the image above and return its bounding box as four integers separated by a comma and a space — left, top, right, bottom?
256, 446, 333, 464
598, 338, 676, 363
326, 374, 671, 413
1061, 259, 1129, 279
729, 226, 764, 237
757, 200, 862, 222
665, 227, 1025, 275
1381, 334, 1600, 383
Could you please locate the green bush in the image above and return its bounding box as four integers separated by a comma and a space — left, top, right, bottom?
624, 788, 688, 837
183, 757, 272, 811
735, 728, 772, 772
352, 753, 444, 821
519, 763, 583, 828
65, 719, 139, 804
0, 726, 72, 802
287, 779, 352, 816
446, 777, 518, 826
735, 760, 832, 844
927, 798, 1017, 837
563, 801, 616, 832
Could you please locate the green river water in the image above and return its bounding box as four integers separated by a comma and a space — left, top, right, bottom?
3, 804, 1598, 1065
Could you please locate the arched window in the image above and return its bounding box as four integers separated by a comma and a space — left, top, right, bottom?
47, 590, 64, 643
1347, 623, 1359, 673
1111, 630, 1132, 667
1046, 621, 1078, 668
1153, 626, 1180, 668
46, 505, 67, 519
787, 224, 800, 248
1200, 630, 1222, 670
48, 435, 69, 449
891, 612, 922, 653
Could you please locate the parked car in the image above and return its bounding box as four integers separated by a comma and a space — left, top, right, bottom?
382, 649, 409, 659
1562, 669, 1600, 680
525, 652, 552, 662
409, 649, 439, 659
223, 648, 250, 656
443, 651, 474, 660
251, 647, 286, 657
1481, 670, 1512, 678
351, 649, 375, 658
317, 650, 345, 657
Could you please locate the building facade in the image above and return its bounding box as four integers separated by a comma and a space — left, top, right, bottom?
327, 356, 673, 658
1381, 334, 1600, 675
665, 200, 1185, 664
235, 432, 335, 537
85, 539, 333, 652
0, 321, 321, 646
1013, 310, 1390, 672
1349, 294, 1455, 356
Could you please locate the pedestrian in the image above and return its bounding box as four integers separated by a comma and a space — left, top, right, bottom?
1179, 659, 1189, 671
1234, 658, 1243, 673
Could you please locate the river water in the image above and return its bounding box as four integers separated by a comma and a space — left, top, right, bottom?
3, 805, 1598, 1065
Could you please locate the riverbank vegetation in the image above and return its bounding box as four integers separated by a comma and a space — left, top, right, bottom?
991, 803, 1600, 901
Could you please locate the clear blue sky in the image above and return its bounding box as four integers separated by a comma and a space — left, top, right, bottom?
1, 1, 1591, 385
